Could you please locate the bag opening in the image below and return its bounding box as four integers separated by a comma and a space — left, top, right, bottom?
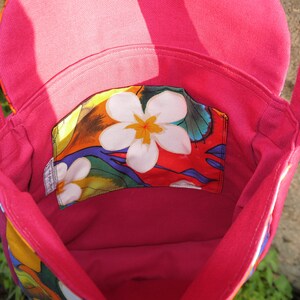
0, 48, 298, 300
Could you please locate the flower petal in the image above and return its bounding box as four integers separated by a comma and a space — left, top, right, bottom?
145, 91, 187, 123
106, 92, 144, 122
100, 123, 135, 151
155, 124, 191, 154
55, 162, 68, 182
58, 281, 82, 300
170, 180, 202, 190
127, 139, 159, 173
58, 183, 82, 206
65, 157, 91, 183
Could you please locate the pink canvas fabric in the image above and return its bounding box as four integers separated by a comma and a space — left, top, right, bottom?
0, 0, 290, 112
0, 1, 299, 300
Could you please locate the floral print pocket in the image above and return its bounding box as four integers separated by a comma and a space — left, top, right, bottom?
51, 86, 228, 208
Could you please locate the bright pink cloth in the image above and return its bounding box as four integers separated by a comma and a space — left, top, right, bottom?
0, 0, 290, 113
0, 1, 298, 300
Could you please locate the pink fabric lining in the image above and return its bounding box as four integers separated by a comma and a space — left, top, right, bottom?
0, 46, 298, 299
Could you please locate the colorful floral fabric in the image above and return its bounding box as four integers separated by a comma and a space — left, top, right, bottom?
99, 91, 191, 173
6, 220, 81, 300
56, 157, 91, 206
52, 86, 228, 208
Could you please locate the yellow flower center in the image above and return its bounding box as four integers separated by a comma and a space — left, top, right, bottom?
57, 181, 65, 194
126, 114, 163, 144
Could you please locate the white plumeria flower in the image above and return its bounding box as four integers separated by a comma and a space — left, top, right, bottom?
58, 281, 82, 300
99, 91, 191, 173
170, 180, 202, 190
55, 157, 91, 206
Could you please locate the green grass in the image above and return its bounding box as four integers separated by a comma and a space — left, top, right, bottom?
0, 244, 24, 300
0, 88, 12, 117
235, 248, 293, 300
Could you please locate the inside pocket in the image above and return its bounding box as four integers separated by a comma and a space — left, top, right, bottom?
50, 86, 228, 208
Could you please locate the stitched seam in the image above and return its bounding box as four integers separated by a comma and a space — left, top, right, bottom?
14, 46, 285, 118
219, 113, 228, 193
32, 51, 269, 108
17, 48, 160, 113
68, 237, 223, 252
16, 51, 272, 127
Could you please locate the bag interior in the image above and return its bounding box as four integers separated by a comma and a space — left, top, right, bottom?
0, 49, 296, 300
